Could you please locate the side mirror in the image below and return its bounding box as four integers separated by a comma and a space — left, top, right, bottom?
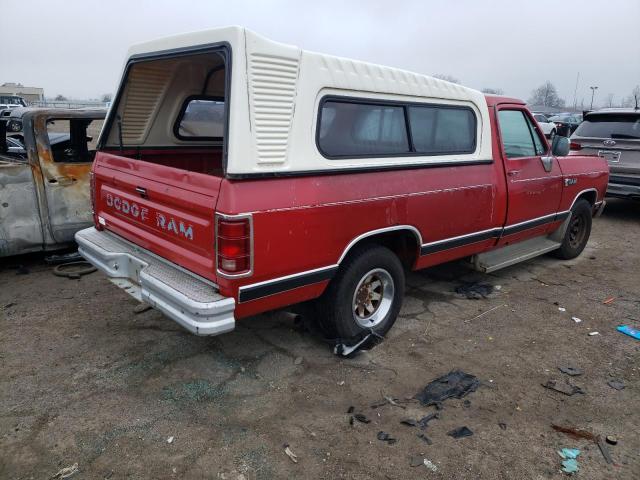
551, 135, 570, 156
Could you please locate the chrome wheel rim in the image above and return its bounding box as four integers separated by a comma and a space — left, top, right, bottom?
352, 268, 394, 328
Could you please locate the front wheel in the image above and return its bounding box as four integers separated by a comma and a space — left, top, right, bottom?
554, 199, 592, 259
319, 245, 405, 340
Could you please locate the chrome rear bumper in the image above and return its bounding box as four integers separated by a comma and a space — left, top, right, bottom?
75, 227, 235, 336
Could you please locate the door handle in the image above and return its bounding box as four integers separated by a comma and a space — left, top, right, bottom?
507, 170, 520, 176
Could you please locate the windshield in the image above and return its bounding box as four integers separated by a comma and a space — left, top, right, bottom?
0, 96, 26, 106
574, 114, 640, 139
550, 115, 573, 122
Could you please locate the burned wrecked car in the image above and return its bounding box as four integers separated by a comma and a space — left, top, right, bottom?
0, 108, 105, 256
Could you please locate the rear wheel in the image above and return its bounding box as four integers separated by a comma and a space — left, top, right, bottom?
554, 199, 592, 259
319, 245, 405, 340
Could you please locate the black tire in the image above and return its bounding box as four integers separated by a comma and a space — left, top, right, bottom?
554, 199, 592, 259
318, 245, 405, 340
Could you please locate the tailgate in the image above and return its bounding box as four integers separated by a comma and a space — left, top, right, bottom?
93, 152, 222, 282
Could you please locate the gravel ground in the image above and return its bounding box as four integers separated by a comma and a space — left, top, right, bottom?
1, 198, 639, 480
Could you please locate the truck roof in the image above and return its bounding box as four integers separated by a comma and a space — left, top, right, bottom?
483, 95, 526, 107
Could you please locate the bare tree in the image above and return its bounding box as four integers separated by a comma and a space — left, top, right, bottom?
527, 81, 566, 108
432, 74, 460, 84
481, 87, 504, 95
101, 93, 113, 103
621, 85, 640, 108
54, 94, 68, 101
604, 93, 615, 108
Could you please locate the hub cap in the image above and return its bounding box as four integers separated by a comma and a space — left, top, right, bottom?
352, 268, 394, 328
568, 213, 586, 249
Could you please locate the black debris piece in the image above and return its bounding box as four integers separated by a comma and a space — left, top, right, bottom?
455, 283, 494, 299
605, 435, 618, 446
418, 413, 440, 430
3, 302, 16, 309
409, 456, 424, 467
448, 426, 474, 439
353, 413, 370, 424
16, 265, 30, 275
347, 406, 355, 414
463, 399, 471, 408
415, 370, 480, 406
559, 366, 583, 376
44, 251, 82, 265
607, 379, 625, 391
400, 418, 418, 427
499, 422, 507, 431
542, 379, 585, 396
376, 431, 397, 445
416, 433, 433, 445
349, 416, 354, 426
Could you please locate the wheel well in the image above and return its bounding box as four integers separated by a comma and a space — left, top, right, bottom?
575, 190, 597, 207
341, 229, 420, 269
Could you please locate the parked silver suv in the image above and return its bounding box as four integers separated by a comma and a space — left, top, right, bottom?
570, 108, 640, 199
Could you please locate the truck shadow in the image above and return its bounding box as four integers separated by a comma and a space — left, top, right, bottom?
601, 197, 640, 222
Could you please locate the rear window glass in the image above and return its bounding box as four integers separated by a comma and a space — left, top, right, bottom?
408, 105, 475, 154
575, 114, 640, 139
318, 101, 410, 157
175, 97, 225, 140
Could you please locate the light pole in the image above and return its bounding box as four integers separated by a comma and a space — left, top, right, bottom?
590, 86, 598, 110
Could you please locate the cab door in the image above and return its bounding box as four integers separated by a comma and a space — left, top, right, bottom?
496, 107, 563, 244
34, 116, 100, 244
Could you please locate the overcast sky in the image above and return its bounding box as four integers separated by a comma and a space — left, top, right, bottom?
2, 0, 639, 107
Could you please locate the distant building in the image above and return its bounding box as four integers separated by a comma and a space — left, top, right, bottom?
0, 82, 45, 103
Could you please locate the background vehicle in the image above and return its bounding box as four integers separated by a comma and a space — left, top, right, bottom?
0, 95, 27, 110
533, 113, 556, 138
570, 108, 640, 199
549, 113, 582, 136
0, 108, 105, 256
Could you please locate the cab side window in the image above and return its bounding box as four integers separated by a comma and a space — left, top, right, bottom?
498, 110, 539, 158
524, 114, 546, 155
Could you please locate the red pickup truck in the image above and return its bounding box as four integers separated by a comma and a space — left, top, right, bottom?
76, 27, 608, 345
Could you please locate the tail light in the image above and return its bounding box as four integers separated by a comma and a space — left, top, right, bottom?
569, 142, 582, 151
216, 214, 252, 276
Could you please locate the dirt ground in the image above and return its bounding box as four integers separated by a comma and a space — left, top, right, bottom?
1, 198, 639, 480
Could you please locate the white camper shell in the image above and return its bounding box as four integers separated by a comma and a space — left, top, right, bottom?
102, 26, 492, 176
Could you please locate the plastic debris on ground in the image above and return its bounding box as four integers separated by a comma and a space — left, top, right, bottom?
418, 413, 440, 429
333, 329, 383, 357
455, 283, 494, 299
409, 456, 424, 467
415, 370, 480, 407
588, 331, 600, 336
606, 435, 617, 445
376, 431, 397, 445
284, 444, 298, 463
51, 463, 79, 479
542, 379, 585, 396
499, 422, 507, 431
607, 379, 625, 390
423, 459, 438, 472
558, 448, 581, 474
447, 426, 473, 439
603, 296, 616, 304
617, 325, 640, 340
416, 433, 433, 445
571, 316, 582, 323
558, 307, 566, 312
167, 436, 174, 444
558, 366, 583, 376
